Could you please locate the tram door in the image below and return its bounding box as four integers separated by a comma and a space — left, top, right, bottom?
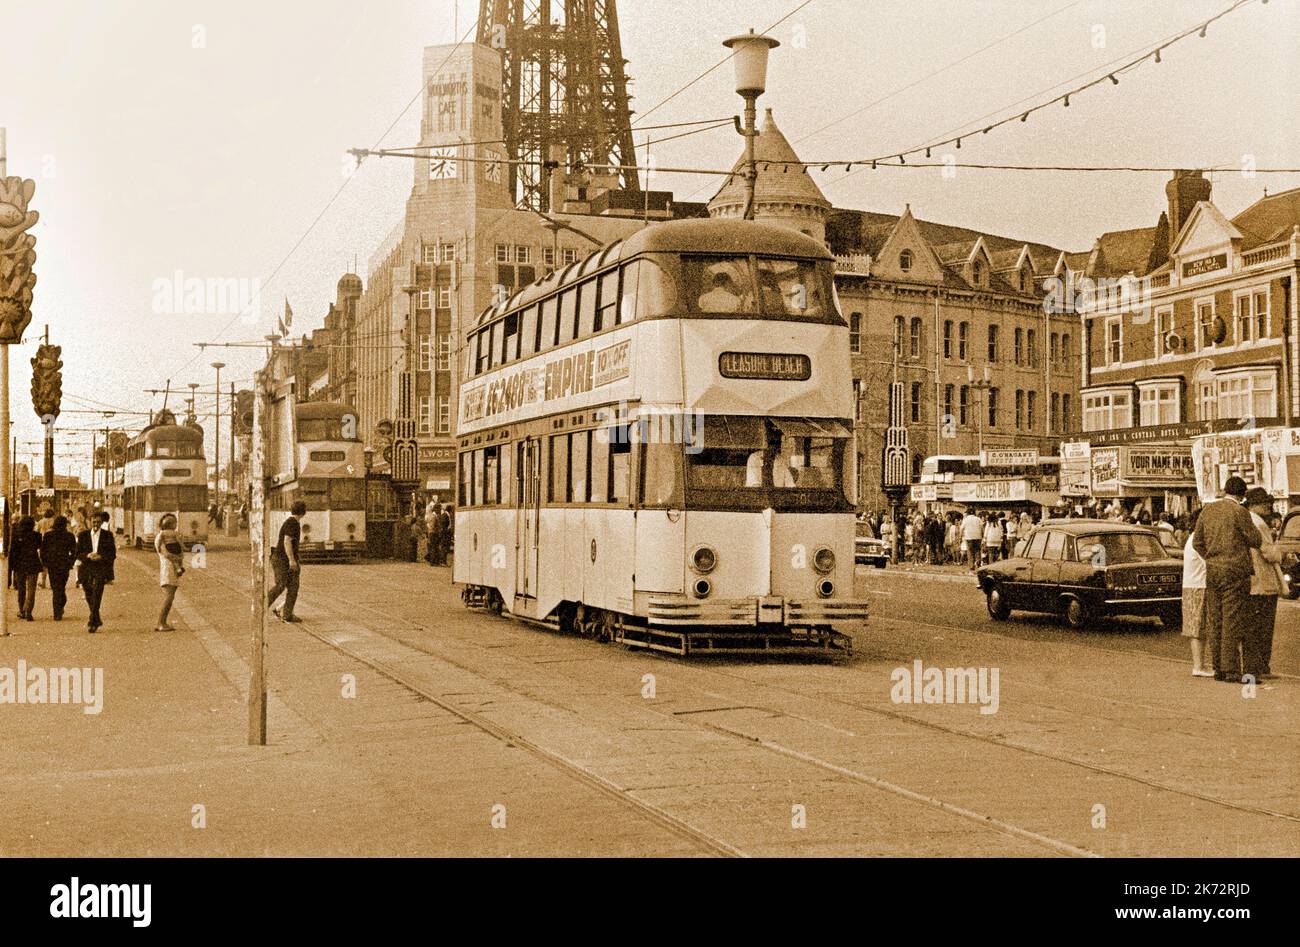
516, 438, 541, 597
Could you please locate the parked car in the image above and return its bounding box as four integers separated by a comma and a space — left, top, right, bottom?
1277, 510, 1300, 600
976, 520, 1183, 629
855, 522, 889, 568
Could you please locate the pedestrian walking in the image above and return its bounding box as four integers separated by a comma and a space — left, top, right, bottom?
267, 500, 305, 623
1180, 508, 1214, 677
35, 508, 55, 588
11, 516, 43, 621
75, 511, 117, 633
983, 513, 1003, 564
961, 509, 983, 570
1243, 487, 1284, 680
40, 515, 77, 622
1191, 476, 1261, 683
154, 513, 185, 632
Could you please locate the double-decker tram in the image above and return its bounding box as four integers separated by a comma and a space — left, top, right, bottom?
455, 218, 867, 656
112, 416, 209, 548
267, 401, 366, 560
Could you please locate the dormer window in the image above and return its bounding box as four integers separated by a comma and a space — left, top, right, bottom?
899, 249, 913, 272
971, 259, 984, 286
1018, 270, 1029, 292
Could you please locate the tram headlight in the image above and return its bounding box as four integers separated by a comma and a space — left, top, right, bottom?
347, 522, 356, 534
189, 519, 199, 534
812, 547, 836, 575
816, 578, 835, 598
692, 578, 712, 599
690, 545, 717, 574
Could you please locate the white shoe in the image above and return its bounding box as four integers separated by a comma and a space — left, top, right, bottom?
1191, 669, 1215, 677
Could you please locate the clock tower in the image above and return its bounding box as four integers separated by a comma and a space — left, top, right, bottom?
415, 42, 512, 210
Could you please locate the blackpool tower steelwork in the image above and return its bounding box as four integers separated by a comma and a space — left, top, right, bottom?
477, 0, 641, 210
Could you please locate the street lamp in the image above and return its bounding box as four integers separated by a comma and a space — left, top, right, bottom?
724, 28, 780, 221
211, 361, 225, 514
967, 363, 992, 456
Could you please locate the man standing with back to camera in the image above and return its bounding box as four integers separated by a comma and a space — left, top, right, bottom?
1192, 476, 1261, 682
267, 500, 305, 623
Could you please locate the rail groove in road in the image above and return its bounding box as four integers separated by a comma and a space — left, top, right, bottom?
190, 563, 745, 858
191, 559, 1101, 857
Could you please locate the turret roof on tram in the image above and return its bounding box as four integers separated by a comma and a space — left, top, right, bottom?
133, 421, 204, 445
477, 218, 833, 327
295, 400, 358, 420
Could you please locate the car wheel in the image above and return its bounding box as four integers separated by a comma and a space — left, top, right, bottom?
986, 587, 1010, 621
874, 560, 886, 569
1063, 597, 1088, 630
1158, 607, 1182, 630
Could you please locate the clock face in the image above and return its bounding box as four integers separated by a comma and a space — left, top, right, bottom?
429, 146, 458, 181
484, 150, 502, 184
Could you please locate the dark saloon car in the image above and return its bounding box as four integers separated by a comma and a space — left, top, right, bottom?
1278, 510, 1300, 600
976, 520, 1183, 629
855, 520, 889, 568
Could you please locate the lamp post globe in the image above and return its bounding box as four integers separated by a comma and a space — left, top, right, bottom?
723, 29, 779, 96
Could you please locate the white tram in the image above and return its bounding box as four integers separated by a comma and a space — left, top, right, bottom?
267, 401, 366, 560
455, 218, 868, 655
112, 419, 209, 548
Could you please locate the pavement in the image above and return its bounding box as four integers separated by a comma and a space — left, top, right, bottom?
1, 535, 1296, 857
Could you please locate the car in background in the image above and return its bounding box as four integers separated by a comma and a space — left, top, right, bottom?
976, 520, 1183, 629
1278, 509, 1300, 600
855, 521, 889, 568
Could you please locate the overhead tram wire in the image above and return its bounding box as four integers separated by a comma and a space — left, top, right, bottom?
139, 18, 482, 404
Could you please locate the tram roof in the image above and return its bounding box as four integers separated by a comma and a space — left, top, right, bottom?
295, 401, 357, 421
478, 219, 833, 327
133, 422, 204, 445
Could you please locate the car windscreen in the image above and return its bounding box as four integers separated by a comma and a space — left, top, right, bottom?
1076, 532, 1168, 565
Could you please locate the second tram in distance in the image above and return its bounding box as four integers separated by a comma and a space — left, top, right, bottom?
454, 218, 867, 656
111, 415, 209, 548
267, 401, 366, 560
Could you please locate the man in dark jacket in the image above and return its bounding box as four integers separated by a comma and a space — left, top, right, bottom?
75, 511, 117, 633
1192, 476, 1261, 681
40, 515, 78, 621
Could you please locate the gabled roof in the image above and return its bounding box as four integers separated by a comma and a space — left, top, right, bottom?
1084, 225, 1161, 279
1231, 185, 1300, 250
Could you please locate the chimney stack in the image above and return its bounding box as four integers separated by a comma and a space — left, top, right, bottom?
1166, 170, 1212, 250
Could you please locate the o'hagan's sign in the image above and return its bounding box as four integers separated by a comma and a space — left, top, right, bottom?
463, 339, 631, 424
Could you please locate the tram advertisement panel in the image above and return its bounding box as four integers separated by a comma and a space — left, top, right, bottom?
464, 338, 632, 425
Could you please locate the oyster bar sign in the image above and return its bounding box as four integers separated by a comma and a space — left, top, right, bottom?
463, 339, 631, 424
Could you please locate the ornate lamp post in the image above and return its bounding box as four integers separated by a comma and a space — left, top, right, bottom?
724, 29, 780, 221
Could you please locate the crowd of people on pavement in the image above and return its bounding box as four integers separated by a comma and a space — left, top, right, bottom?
1181, 477, 1282, 683
5, 505, 116, 635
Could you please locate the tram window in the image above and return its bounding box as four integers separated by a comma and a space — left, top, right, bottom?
471, 450, 485, 507
595, 269, 619, 331
639, 438, 682, 508
520, 305, 538, 358
636, 254, 678, 320
577, 279, 597, 338
457, 454, 470, 507
178, 486, 207, 511
538, 297, 558, 352
549, 434, 570, 503
558, 288, 578, 343
474, 331, 489, 376
502, 311, 520, 362
483, 446, 500, 505
152, 485, 179, 510
488, 321, 504, 369
329, 479, 364, 510
683, 256, 752, 313
755, 258, 829, 317
152, 440, 177, 458
618, 261, 639, 325
590, 429, 610, 503
570, 430, 589, 503
610, 437, 632, 504
300, 479, 330, 511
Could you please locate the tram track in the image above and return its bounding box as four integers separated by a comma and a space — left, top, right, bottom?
186, 553, 1299, 854
342, 568, 1300, 838
183, 558, 744, 858
190, 558, 1099, 856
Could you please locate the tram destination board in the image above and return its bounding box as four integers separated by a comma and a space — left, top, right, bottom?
718, 351, 812, 381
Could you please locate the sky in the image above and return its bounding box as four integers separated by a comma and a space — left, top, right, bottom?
3, 0, 1297, 484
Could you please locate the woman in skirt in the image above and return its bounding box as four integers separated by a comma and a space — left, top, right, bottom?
1181, 507, 1213, 677
154, 513, 185, 631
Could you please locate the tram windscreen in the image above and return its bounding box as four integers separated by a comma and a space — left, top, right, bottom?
649, 254, 836, 321
298, 417, 357, 442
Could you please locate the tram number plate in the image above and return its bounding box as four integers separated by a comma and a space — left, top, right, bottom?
718, 352, 811, 381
